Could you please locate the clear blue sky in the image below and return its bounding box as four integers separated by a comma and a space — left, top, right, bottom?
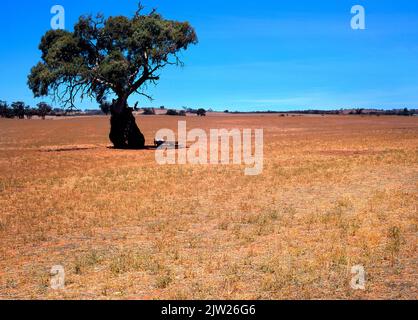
1, 0, 418, 111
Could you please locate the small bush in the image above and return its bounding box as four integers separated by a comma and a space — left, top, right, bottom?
166, 109, 179, 116
37, 102, 52, 119
143, 108, 156, 115
99, 101, 111, 115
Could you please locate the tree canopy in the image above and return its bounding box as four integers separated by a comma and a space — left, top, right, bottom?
28, 4, 198, 110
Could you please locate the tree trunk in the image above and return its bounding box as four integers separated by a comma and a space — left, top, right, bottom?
109, 98, 145, 149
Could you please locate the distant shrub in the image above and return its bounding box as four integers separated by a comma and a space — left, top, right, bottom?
184, 108, 197, 114
11, 102, 26, 119
166, 109, 179, 116
399, 108, 413, 116
142, 108, 156, 115
99, 101, 111, 115
25, 106, 36, 119
85, 109, 104, 116
197, 108, 206, 117
37, 102, 52, 120
0, 101, 10, 118
50, 108, 65, 116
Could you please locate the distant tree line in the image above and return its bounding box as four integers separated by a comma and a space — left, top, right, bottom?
290, 108, 417, 116
2, 101, 415, 119
0, 100, 211, 119
140, 107, 207, 116
166, 109, 185, 116
0, 100, 114, 118
0, 101, 56, 119
228, 108, 417, 116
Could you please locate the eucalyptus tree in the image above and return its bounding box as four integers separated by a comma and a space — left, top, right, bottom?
28, 4, 197, 148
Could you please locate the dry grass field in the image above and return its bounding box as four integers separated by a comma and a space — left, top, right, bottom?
0, 114, 417, 299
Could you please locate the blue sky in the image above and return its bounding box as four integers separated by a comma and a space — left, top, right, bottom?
1, 0, 418, 111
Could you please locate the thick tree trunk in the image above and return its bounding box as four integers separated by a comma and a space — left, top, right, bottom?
109, 98, 145, 149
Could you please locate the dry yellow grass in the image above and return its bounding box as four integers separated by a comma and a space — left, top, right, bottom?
0, 114, 417, 299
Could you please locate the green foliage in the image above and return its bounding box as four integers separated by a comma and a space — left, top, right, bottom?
11, 102, 26, 119
0, 101, 10, 118
28, 4, 198, 109
36, 102, 52, 119
25, 106, 36, 119
142, 108, 156, 115
166, 109, 180, 116
99, 100, 112, 115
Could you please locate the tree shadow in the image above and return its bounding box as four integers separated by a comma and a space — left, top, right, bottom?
40, 145, 99, 152
107, 145, 157, 151
107, 144, 188, 151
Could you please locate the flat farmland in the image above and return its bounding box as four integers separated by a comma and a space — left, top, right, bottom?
0, 114, 417, 299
